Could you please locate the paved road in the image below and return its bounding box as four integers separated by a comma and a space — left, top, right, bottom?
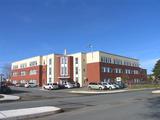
0, 87, 160, 120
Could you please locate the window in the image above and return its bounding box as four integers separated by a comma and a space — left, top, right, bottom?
49, 67, 52, 75
64, 57, 68, 64
21, 71, 26, 76
43, 60, 45, 65
61, 67, 64, 75
49, 59, 52, 65
115, 68, 122, 74
75, 58, 78, 64
125, 69, 131, 74
102, 67, 112, 73
20, 80, 26, 84
49, 78, 52, 83
20, 63, 27, 68
29, 70, 37, 75
134, 70, 139, 74
61, 57, 68, 64
76, 67, 78, 74
76, 77, 78, 82
30, 61, 37, 67
13, 65, 18, 69
64, 67, 67, 74
12, 72, 18, 76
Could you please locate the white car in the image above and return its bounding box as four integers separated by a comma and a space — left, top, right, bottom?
64, 83, 74, 88
101, 82, 116, 90
25, 82, 37, 88
43, 83, 59, 90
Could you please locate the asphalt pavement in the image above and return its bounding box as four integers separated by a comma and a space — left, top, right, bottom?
0, 87, 160, 120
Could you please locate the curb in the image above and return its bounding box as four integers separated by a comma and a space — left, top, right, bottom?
69, 90, 128, 94
0, 106, 63, 120
69, 88, 157, 94
0, 94, 20, 102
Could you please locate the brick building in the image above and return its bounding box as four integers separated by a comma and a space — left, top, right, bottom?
11, 51, 147, 87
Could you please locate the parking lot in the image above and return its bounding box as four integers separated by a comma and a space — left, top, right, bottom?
9, 86, 87, 101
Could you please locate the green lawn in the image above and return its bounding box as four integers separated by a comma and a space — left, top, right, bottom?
128, 84, 160, 89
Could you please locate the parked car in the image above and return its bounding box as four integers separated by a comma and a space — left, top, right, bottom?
24, 82, 37, 88
43, 83, 59, 90
101, 82, 116, 90
75, 82, 80, 88
15, 83, 25, 87
88, 82, 106, 90
112, 83, 120, 89
116, 82, 126, 89
64, 82, 74, 88
58, 84, 66, 89
69, 82, 80, 88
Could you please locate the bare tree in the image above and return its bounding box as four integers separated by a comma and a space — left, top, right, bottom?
1, 63, 11, 80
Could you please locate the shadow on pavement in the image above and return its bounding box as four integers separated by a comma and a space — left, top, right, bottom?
10, 89, 29, 94
141, 96, 160, 120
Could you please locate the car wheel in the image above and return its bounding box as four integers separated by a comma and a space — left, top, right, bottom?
99, 87, 103, 90
109, 87, 112, 90
88, 86, 92, 90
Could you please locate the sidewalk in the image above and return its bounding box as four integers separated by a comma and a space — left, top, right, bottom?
0, 106, 62, 120
0, 94, 20, 102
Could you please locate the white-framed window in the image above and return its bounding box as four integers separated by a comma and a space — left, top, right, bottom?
76, 67, 78, 74
30, 61, 37, 67
125, 69, 131, 74
49, 78, 52, 83
115, 68, 122, 74
20, 80, 26, 83
75, 58, 78, 64
102, 67, 112, 73
60, 56, 68, 76
13, 65, 18, 69
134, 70, 139, 74
49, 59, 52, 65
20, 63, 27, 68
29, 70, 37, 75
21, 71, 26, 76
12, 72, 18, 76
49, 67, 52, 75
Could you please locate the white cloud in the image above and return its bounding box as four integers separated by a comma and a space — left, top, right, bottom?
140, 58, 159, 74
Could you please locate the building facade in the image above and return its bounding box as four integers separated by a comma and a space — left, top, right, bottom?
11, 51, 147, 87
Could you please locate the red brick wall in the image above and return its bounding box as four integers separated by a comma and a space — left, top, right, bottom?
54, 55, 61, 83
68, 56, 74, 81
11, 65, 47, 86
87, 62, 147, 83
87, 62, 101, 83
54, 56, 74, 83
41, 65, 47, 86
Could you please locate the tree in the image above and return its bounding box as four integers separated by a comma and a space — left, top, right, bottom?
153, 60, 160, 82
1, 63, 11, 80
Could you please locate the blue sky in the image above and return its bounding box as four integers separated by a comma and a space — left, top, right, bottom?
0, 0, 160, 74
